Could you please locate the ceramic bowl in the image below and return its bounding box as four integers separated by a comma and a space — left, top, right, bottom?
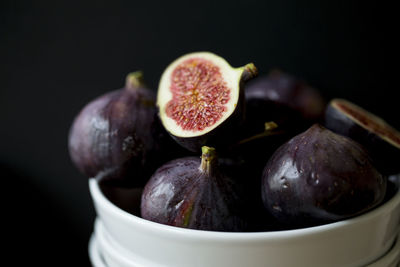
88, 234, 107, 267
95, 219, 144, 267
89, 175, 400, 267
94, 218, 400, 267
366, 230, 400, 267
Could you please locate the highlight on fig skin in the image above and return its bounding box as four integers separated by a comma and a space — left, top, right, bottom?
140, 146, 247, 231
68, 71, 161, 187
157, 52, 258, 152
261, 124, 386, 228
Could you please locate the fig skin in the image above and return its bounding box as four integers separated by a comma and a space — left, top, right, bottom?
261, 124, 386, 228
244, 70, 326, 136
227, 122, 292, 180
325, 98, 400, 175
237, 71, 325, 178
68, 72, 170, 187
157, 52, 258, 152
140, 146, 247, 231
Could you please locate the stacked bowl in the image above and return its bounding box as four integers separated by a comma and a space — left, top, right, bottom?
88, 175, 400, 267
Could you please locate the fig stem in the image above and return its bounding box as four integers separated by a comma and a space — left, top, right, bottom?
237, 122, 284, 145
125, 71, 146, 91
264, 121, 278, 131
200, 146, 217, 175
237, 130, 285, 145
240, 63, 258, 82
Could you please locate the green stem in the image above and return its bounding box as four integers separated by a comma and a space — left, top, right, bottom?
237, 129, 285, 145
125, 71, 145, 91
264, 121, 278, 131
200, 146, 217, 176
240, 63, 258, 82
237, 121, 284, 145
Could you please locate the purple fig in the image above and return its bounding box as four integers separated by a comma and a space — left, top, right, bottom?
325, 98, 400, 175
157, 52, 258, 152
68, 72, 164, 187
261, 124, 386, 228
140, 146, 246, 231
245, 70, 326, 135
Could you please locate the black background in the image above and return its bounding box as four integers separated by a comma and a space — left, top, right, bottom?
0, 1, 396, 266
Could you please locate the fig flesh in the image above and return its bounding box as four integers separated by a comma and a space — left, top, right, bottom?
245, 70, 326, 136
325, 98, 400, 175
68, 72, 161, 187
140, 146, 246, 231
261, 124, 386, 228
157, 52, 258, 152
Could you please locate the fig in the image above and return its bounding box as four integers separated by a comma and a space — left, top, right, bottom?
68, 72, 162, 187
157, 52, 258, 152
140, 146, 246, 231
325, 98, 400, 175
245, 70, 326, 136
261, 124, 386, 228
228, 122, 289, 178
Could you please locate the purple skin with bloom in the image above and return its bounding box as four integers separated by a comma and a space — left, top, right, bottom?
261, 124, 386, 228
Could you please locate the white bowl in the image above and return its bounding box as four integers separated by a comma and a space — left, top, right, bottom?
88, 233, 107, 267
89, 176, 400, 267
365, 230, 400, 267
95, 218, 146, 267
94, 217, 400, 267
95, 216, 400, 267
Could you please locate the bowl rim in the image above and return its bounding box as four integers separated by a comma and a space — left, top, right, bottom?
89, 176, 400, 240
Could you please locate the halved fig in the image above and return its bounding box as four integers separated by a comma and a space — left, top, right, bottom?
325, 98, 400, 175
157, 52, 258, 152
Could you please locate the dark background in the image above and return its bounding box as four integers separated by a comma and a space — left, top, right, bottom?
0, 1, 395, 266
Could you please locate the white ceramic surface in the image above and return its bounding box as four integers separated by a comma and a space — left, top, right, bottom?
89, 233, 107, 267
89, 176, 400, 267
95, 219, 146, 267
366, 231, 400, 267
94, 217, 400, 267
